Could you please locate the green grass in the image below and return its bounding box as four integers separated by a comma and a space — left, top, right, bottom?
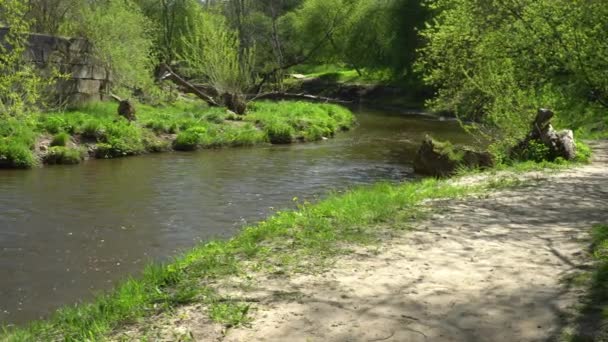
50, 132, 70, 147
0, 100, 356, 168
43, 147, 84, 165
562, 224, 608, 342
247, 101, 354, 142
1, 172, 524, 341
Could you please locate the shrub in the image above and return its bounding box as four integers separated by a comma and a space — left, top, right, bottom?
517, 140, 551, 163
44, 147, 83, 165
50, 132, 70, 147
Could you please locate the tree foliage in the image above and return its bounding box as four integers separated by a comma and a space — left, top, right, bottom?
417, 0, 608, 148
0, 0, 45, 118
180, 11, 256, 96
62, 0, 155, 96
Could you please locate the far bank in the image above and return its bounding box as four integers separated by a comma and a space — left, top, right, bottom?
0, 100, 355, 169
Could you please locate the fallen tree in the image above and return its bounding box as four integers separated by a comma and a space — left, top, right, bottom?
158, 64, 350, 114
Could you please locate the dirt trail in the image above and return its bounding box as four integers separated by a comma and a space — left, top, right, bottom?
117, 142, 608, 341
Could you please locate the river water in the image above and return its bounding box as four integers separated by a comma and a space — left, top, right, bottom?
0, 107, 470, 325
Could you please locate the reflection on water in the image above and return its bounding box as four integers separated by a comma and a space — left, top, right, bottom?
0, 107, 470, 324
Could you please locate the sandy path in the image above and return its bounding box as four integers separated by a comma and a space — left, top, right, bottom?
210, 142, 607, 342
114, 142, 608, 341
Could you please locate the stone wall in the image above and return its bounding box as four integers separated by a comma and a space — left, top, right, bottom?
0, 28, 111, 106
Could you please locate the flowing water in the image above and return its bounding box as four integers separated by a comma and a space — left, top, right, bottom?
0, 107, 470, 325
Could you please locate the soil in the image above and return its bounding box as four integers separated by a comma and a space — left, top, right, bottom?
112, 141, 608, 342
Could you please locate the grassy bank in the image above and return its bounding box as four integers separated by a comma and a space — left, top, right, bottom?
1, 172, 525, 341
0, 100, 355, 169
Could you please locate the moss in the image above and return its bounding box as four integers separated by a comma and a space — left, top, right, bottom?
430, 138, 466, 162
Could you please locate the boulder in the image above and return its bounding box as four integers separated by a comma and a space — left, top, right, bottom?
414, 135, 494, 177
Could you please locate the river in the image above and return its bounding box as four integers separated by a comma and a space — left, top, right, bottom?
0, 107, 470, 325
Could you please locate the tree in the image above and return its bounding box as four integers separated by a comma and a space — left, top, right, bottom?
179, 11, 256, 114
25, 0, 78, 35
62, 0, 156, 97
417, 0, 608, 152
0, 0, 45, 118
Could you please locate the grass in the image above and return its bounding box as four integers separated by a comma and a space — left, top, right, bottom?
43, 147, 84, 165
1, 172, 525, 341
562, 224, 608, 341
0, 100, 355, 168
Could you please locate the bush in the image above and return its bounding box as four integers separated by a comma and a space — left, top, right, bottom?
50, 132, 70, 147
44, 147, 83, 165
0, 141, 36, 168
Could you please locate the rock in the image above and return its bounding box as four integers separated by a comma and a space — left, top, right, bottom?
414, 136, 457, 177
414, 135, 494, 177
118, 100, 136, 122
511, 108, 577, 161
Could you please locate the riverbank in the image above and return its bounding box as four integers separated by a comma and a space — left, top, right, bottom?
3, 142, 603, 341
285, 65, 430, 110
0, 100, 355, 169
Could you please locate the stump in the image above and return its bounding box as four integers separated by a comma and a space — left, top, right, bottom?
414, 135, 494, 177
118, 100, 136, 122
511, 108, 576, 161
221, 93, 247, 115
